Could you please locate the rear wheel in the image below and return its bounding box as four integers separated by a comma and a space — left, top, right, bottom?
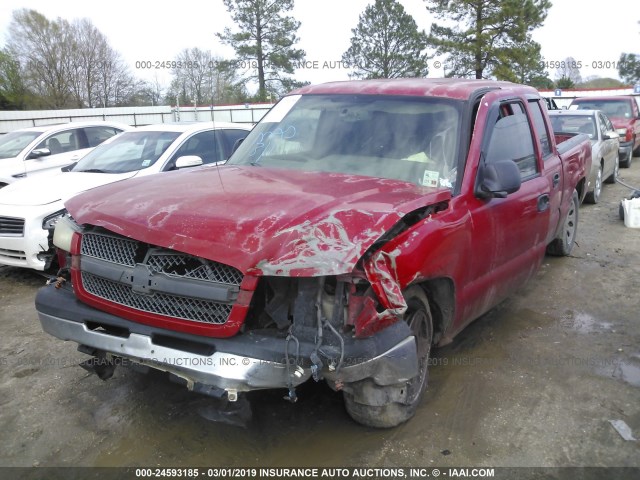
343, 286, 433, 428
584, 165, 602, 204
547, 190, 579, 256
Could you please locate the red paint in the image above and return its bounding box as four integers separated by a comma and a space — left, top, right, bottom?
66, 167, 451, 275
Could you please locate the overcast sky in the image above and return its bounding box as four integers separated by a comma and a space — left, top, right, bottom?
0, 0, 638, 92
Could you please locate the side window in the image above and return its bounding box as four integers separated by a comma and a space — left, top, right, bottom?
598, 114, 608, 138
169, 131, 223, 166
222, 129, 250, 158
604, 115, 615, 132
35, 128, 85, 155
83, 127, 121, 147
486, 101, 539, 180
527, 100, 552, 159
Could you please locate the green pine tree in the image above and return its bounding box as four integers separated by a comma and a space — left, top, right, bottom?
218, 0, 305, 101
619, 53, 640, 85
342, 0, 430, 79
425, 0, 551, 79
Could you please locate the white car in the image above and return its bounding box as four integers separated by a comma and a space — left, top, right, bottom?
549, 109, 620, 204
0, 122, 251, 270
0, 121, 130, 187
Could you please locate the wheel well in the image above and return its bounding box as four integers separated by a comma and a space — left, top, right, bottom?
413, 278, 454, 345
575, 177, 586, 202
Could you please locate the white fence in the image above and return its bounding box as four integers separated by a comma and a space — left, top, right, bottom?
0, 103, 274, 134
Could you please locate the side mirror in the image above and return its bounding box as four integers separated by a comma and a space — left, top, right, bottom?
27, 148, 51, 159
175, 155, 203, 169
476, 160, 521, 199
603, 132, 618, 141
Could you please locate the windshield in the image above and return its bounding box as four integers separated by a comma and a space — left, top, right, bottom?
550, 115, 597, 139
72, 130, 181, 173
572, 99, 632, 118
0, 130, 42, 159
228, 94, 462, 189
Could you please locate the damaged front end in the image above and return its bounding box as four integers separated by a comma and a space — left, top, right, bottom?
38, 194, 448, 426
243, 270, 418, 402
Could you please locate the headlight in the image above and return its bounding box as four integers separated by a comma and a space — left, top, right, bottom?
42, 209, 67, 230
616, 128, 631, 142
53, 215, 80, 252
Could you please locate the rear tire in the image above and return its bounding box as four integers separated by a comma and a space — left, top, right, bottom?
547, 190, 579, 256
343, 286, 433, 428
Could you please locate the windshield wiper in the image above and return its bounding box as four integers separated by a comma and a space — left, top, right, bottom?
61, 162, 77, 172
74, 168, 112, 173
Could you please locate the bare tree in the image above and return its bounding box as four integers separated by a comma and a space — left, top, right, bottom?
8, 9, 75, 108
171, 48, 216, 105
554, 56, 582, 86
7, 8, 140, 108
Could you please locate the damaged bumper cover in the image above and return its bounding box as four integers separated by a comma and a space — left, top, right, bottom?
36, 284, 418, 396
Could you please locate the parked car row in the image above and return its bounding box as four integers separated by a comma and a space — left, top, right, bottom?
0, 121, 130, 188
543, 94, 640, 204
569, 95, 640, 168
0, 122, 251, 270
548, 109, 619, 204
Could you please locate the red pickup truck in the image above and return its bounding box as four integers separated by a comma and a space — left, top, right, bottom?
36, 79, 590, 428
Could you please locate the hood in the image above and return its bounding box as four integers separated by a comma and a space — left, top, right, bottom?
0, 171, 138, 207
66, 165, 451, 276
609, 117, 636, 130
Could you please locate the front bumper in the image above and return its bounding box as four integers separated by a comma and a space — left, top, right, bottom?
619, 140, 633, 160
36, 284, 418, 397
0, 203, 61, 270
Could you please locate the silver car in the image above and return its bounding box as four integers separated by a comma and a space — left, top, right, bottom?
549, 109, 619, 204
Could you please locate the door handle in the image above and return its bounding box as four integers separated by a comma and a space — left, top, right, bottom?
552, 173, 560, 188
538, 194, 550, 212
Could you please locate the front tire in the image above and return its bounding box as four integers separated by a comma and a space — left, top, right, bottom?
584, 165, 602, 204
547, 190, 579, 256
605, 158, 619, 184
343, 286, 433, 428
620, 149, 632, 168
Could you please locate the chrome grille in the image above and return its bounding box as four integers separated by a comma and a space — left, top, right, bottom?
81, 232, 137, 266
146, 250, 243, 286
0, 216, 25, 236
78, 231, 243, 326
81, 271, 232, 324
